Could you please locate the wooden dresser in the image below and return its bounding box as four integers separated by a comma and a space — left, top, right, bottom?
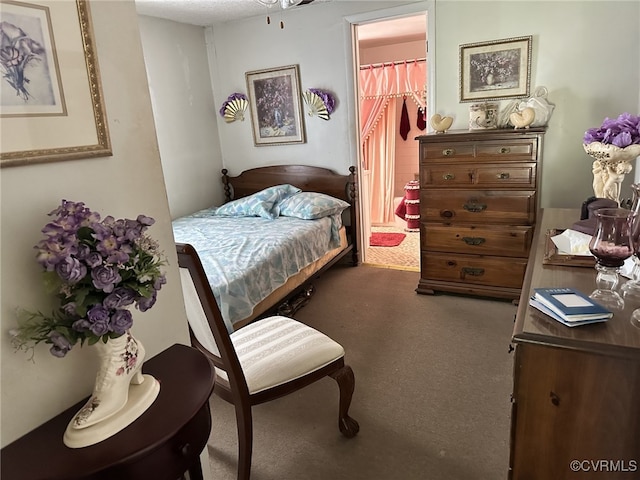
416, 128, 545, 300
510, 208, 640, 480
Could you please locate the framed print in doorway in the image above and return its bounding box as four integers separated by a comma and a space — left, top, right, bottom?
246, 64, 305, 146
459, 35, 532, 102
0, 0, 111, 167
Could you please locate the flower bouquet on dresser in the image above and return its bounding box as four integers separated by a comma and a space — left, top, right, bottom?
10, 200, 167, 448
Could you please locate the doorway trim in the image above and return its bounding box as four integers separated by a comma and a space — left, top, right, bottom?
344, 1, 435, 263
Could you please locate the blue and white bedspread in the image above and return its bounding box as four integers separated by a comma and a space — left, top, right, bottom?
172, 211, 343, 330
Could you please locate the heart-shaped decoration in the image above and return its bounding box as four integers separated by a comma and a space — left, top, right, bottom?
430, 114, 453, 133
509, 107, 535, 129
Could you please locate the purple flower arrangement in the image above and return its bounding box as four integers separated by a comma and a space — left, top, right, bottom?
584, 113, 640, 148
219, 92, 248, 117
309, 88, 336, 115
11, 200, 167, 358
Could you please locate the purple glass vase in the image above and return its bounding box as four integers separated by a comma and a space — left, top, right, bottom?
588, 207, 633, 310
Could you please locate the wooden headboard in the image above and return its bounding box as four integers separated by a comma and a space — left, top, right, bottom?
221, 165, 359, 267
221, 165, 357, 204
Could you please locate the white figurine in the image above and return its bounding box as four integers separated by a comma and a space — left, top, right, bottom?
602, 161, 632, 205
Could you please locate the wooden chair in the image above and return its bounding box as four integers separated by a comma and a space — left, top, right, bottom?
176, 243, 359, 480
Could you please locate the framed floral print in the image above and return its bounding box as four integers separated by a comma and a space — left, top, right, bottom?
459, 35, 532, 103
0, 0, 111, 167
245, 64, 306, 146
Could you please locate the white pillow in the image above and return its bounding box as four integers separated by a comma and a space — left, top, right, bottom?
277, 192, 350, 220
212, 184, 301, 219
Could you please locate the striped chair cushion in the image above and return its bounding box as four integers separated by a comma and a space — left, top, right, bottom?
219, 316, 344, 394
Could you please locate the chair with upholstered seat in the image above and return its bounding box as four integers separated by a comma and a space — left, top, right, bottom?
176, 243, 359, 480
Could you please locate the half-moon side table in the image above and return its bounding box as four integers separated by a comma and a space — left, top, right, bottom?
1, 343, 215, 480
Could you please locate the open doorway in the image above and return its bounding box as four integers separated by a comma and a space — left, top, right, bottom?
354, 15, 427, 271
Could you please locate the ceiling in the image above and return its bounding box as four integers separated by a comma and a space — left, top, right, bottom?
357, 15, 425, 48
135, 0, 426, 46
134, 0, 329, 26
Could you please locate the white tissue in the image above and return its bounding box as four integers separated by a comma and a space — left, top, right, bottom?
551, 229, 593, 256
551, 229, 636, 278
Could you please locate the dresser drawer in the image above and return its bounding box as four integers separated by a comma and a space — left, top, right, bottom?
421, 139, 537, 163
110, 403, 212, 479
421, 143, 475, 161
421, 252, 527, 288
474, 163, 536, 187
422, 163, 536, 188
420, 190, 536, 224
421, 223, 533, 257
475, 140, 536, 161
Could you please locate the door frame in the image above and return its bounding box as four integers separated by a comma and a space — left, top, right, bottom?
344, 2, 435, 263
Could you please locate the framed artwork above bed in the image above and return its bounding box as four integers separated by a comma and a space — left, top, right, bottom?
245, 64, 306, 146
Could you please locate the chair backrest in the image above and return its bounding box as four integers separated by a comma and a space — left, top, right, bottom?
176, 243, 250, 399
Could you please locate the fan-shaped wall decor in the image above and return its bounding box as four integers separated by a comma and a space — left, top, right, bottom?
219, 93, 248, 123
224, 98, 248, 123
303, 89, 335, 121
303, 90, 329, 120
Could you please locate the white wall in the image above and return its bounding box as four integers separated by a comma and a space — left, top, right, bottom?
205, 2, 408, 179
0, 0, 190, 446
138, 16, 224, 219
174, 0, 638, 212
135, 0, 640, 213
433, 0, 640, 208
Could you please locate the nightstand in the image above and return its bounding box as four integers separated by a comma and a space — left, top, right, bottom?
1, 343, 215, 480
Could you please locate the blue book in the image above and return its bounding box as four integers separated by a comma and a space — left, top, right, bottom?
528, 297, 610, 327
533, 287, 613, 322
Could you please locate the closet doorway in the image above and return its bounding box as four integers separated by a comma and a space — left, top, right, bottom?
355, 14, 427, 271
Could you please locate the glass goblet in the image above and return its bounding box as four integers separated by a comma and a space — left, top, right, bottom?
621, 183, 640, 301
628, 209, 640, 328
588, 208, 634, 311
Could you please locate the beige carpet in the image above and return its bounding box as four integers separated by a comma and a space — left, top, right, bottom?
366, 225, 420, 271
206, 264, 516, 480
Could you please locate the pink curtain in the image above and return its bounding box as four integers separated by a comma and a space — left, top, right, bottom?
359, 60, 426, 224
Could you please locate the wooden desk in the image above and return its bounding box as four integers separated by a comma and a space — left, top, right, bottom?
1, 344, 215, 480
509, 208, 640, 479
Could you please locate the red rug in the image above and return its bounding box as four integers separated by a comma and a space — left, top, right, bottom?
370, 232, 406, 247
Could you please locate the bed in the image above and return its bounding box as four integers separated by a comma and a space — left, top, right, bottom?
173, 165, 358, 331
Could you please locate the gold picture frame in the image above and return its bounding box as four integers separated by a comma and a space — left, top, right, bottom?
246, 64, 305, 146
0, 0, 111, 167
459, 35, 532, 103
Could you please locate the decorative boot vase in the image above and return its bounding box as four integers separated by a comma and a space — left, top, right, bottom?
63, 332, 160, 448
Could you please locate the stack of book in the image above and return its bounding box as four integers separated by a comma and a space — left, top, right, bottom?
529, 287, 613, 327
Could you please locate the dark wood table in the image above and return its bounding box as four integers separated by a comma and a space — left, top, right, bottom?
509, 208, 640, 479
1, 343, 215, 480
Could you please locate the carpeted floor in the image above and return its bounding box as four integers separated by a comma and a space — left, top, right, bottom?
206, 264, 516, 480
366, 225, 420, 271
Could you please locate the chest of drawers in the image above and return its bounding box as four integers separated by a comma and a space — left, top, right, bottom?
510, 209, 640, 479
416, 128, 545, 300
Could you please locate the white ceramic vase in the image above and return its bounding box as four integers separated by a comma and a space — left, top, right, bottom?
585, 142, 640, 205
63, 331, 160, 448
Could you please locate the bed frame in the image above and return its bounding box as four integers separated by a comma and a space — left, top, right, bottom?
220, 164, 359, 319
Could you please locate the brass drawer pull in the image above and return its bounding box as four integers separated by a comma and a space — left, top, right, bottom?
462, 237, 486, 246
443, 173, 455, 180
461, 267, 485, 277
497, 172, 510, 180
499, 147, 511, 154
463, 203, 487, 212
442, 148, 455, 156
